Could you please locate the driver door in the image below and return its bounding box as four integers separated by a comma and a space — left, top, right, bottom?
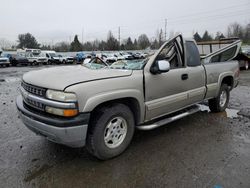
144, 35, 190, 121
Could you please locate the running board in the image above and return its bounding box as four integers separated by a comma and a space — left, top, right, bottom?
137, 105, 200, 131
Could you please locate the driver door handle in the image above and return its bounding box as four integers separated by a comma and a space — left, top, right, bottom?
181, 74, 188, 80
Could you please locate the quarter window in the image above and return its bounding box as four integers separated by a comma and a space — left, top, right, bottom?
210, 46, 237, 63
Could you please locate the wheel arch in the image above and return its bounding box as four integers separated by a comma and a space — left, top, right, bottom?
216, 72, 234, 95
86, 95, 144, 125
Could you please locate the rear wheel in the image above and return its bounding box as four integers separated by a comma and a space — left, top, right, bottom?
33, 61, 37, 66
11, 60, 17, 66
86, 103, 135, 160
208, 84, 230, 112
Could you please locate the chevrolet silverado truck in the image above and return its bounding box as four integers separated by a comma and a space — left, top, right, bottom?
16, 35, 241, 160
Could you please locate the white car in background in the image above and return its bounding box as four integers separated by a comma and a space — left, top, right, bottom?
26, 52, 48, 65
114, 53, 125, 61
119, 52, 133, 60
55, 54, 75, 64
105, 53, 118, 63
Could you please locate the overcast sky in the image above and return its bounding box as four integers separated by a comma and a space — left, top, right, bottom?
0, 0, 250, 46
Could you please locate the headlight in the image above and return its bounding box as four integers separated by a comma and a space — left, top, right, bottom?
46, 89, 77, 102
45, 90, 78, 117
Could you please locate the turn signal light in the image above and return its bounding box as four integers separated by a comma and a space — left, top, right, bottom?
63, 109, 78, 117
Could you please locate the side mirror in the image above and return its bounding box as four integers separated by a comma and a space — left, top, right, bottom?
158, 60, 170, 72
150, 60, 170, 74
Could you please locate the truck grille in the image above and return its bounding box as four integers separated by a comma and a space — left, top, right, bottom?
25, 97, 45, 111
21, 82, 46, 97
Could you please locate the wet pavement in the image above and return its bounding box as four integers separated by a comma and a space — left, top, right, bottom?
0, 66, 250, 188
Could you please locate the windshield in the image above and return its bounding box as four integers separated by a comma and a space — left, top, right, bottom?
49, 53, 56, 57
83, 58, 109, 69
39, 53, 46, 57
83, 57, 148, 70
110, 59, 147, 70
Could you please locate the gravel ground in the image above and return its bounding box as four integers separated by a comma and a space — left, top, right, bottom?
0, 65, 250, 188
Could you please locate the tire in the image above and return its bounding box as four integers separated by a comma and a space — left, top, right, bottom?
208, 84, 230, 112
62, 60, 66, 64
86, 103, 135, 160
11, 60, 17, 66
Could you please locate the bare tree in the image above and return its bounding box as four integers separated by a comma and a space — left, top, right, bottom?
227, 22, 244, 38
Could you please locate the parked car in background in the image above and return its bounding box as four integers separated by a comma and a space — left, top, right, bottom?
26, 52, 48, 65
75, 52, 86, 63
114, 53, 125, 61
96, 53, 107, 62
43, 50, 58, 64
105, 53, 117, 63
56, 54, 75, 64
119, 52, 134, 60
17, 48, 41, 54
0, 50, 11, 67
234, 51, 250, 70
10, 53, 30, 66
242, 47, 250, 56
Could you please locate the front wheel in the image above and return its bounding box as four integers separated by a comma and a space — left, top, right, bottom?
208, 84, 230, 112
86, 103, 135, 160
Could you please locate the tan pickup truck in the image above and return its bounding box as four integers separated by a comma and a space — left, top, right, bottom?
16, 35, 241, 160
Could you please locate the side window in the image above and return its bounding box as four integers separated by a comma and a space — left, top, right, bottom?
220, 46, 237, 61
186, 41, 201, 66
210, 46, 237, 63
156, 41, 183, 69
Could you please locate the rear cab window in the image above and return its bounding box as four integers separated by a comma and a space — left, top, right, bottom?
186, 41, 201, 67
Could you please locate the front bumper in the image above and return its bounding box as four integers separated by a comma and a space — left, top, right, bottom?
0, 61, 10, 65
16, 95, 90, 148
66, 59, 74, 63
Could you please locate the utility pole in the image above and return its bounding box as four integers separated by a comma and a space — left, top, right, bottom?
165, 19, 167, 41
118, 26, 121, 49
82, 27, 84, 45
81, 27, 84, 50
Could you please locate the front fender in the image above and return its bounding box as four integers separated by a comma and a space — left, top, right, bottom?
82, 89, 145, 122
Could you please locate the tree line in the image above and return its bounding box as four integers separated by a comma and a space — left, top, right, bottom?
15, 21, 250, 52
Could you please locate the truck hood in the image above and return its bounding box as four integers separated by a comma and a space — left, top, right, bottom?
23, 65, 132, 90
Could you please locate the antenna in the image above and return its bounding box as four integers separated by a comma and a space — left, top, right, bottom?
118, 26, 121, 49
